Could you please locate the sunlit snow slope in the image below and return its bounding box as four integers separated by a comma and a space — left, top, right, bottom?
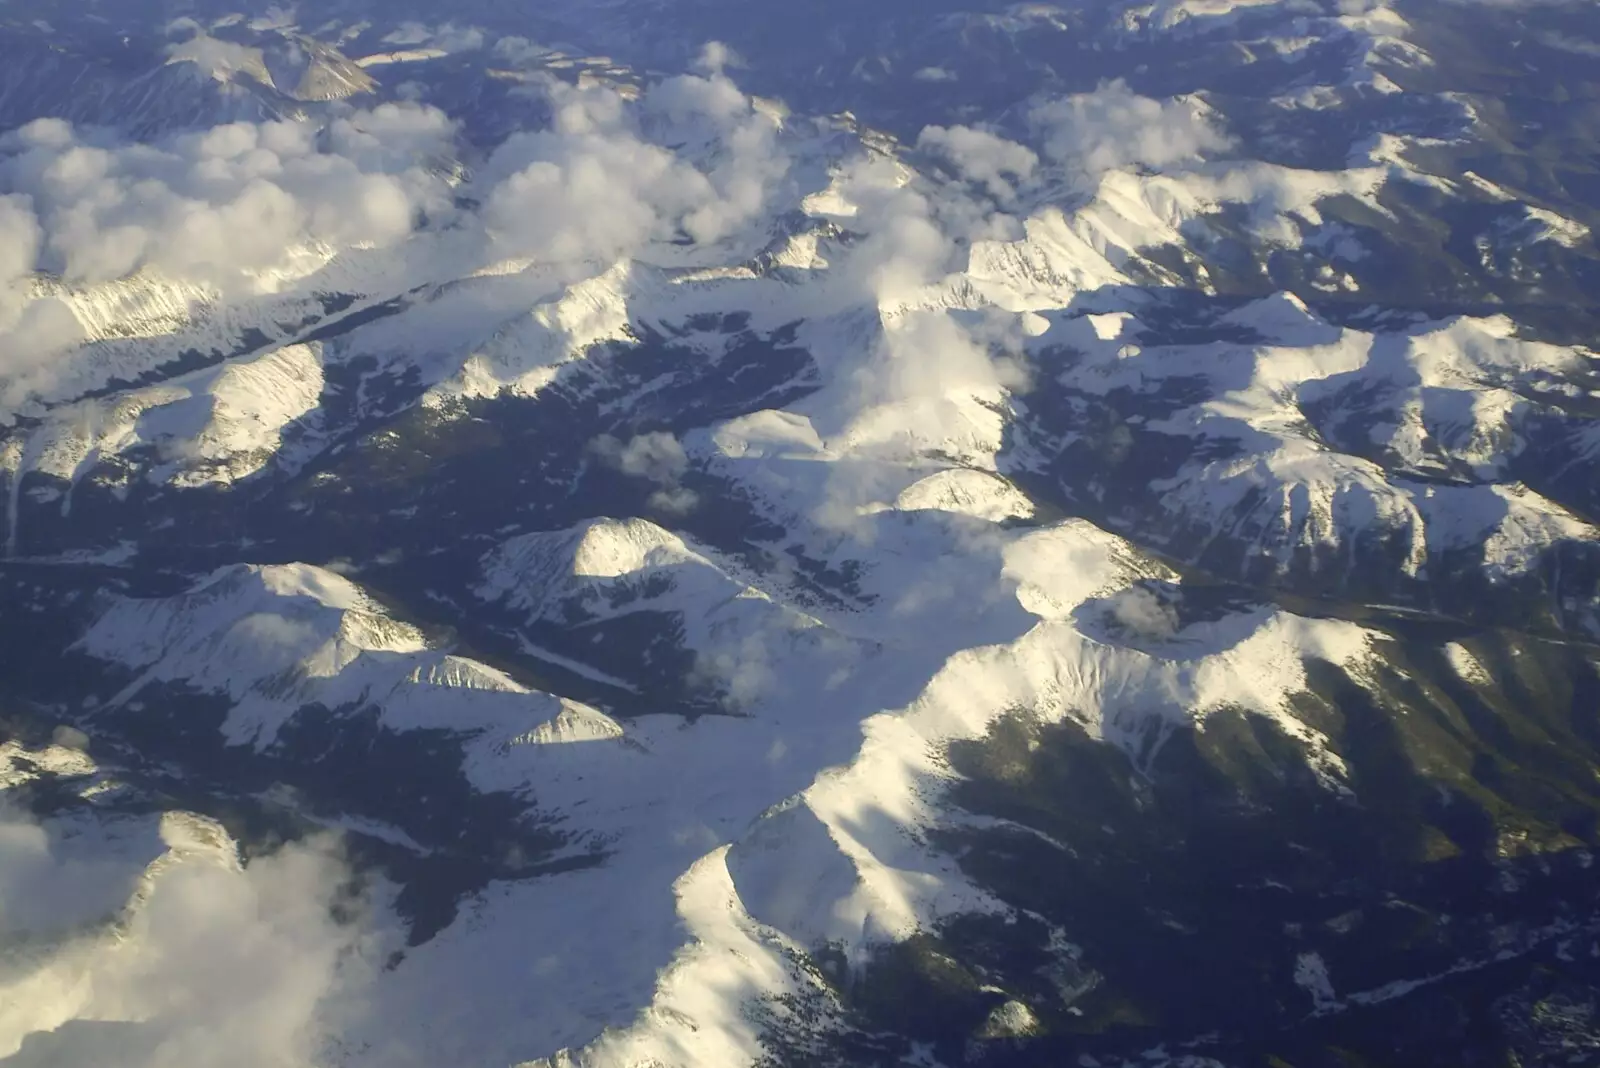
3, 1, 1600, 1067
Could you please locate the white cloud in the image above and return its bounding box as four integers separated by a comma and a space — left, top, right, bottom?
380, 22, 433, 46
1109, 586, 1181, 640
826, 157, 1033, 366
592, 431, 689, 483
0, 106, 457, 292
1529, 28, 1600, 55
0, 807, 138, 938
829, 156, 956, 303
0, 194, 40, 328
647, 486, 701, 516
245, 6, 297, 33
325, 102, 460, 175
381, 21, 485, 52
591, 431, 701, 515
694, 629, 778, 708
800, 154, 1045, 537
491, 36, 553, 66
869, 311, 1029, 413
164, 31, 272, 86
230, 612, 325, 661
0, 191, 86, 389
690, 610, 858, 711
693, 40, 745, 76
809, 309, 1032, 536
825, 145, 1032, 313
646, 71, 755, 128
916, 125, 1039, 203
0, 809, 376, 1068
482, 73, 788, 264
0, 106, 459, 397
50, 725, 90, 751
1029, 79, 1231, 182
486, 135, 704, 262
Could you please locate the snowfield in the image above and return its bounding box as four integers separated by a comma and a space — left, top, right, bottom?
3, 1, 1600, 1065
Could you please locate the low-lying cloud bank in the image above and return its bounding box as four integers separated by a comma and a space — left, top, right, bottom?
0, 806, 376, 1068
481, 70, 790, 264
0, 105, 457, 289
0, 101, 460, 392
0, 40, 1254, 546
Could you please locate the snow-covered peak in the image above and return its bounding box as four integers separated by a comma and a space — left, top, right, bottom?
77, 562, 425, 685
569, 517, 699, 578
893, 468, 1036, 522
7, 8, 1600, 1066
18, 341, 326, 499
70, 563, 618, 774
1221, 290, 1338, 344
443, 262, 644, 403
478, 517, 706, 608
164, 34, 277, 90
1117, 0, 1286, 36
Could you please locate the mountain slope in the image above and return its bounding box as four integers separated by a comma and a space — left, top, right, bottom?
2, 1, 1600, 1066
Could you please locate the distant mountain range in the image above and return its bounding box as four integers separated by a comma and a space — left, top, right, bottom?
1, 2, 1599, 1067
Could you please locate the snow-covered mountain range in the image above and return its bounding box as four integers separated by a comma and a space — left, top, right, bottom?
2, 1, 1600, 1066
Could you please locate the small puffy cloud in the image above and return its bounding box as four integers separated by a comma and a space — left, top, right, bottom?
50, 724, 90, 751
647, 72, 752, 128
0, 191, 87, 388
491, 36, 551, 65
802, 154, 1039, 535
230, 612, 324, 663
646, 486, 701, 515
434, 25, 487, 52
917, 124, 1039, 203
691, 611, 858, 712
246, 6, 297, 32
591, 431, 700, 515
381, 21, 485, 52
592, 431, 689, 483
647, 77, 789, 245
1029, 79, 1231, 181
693, 40, 745, 75
1529, 30, 1600, 56
1109, 586, 1180, 640
694, 630, 778, 708
380, 21, 433, 45
0, 298, 85, 391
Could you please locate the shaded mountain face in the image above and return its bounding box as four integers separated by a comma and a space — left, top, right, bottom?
2, 2, 1600, 1067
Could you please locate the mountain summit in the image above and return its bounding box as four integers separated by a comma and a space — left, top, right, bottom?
2, 2, 1599, 1066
